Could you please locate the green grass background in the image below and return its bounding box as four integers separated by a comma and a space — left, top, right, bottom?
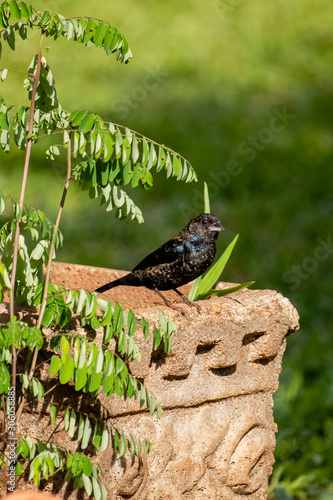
1, 0, 333, 497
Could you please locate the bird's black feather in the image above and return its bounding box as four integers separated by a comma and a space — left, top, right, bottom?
94, 213, 224, 305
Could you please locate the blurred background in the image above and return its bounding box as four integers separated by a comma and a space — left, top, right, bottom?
0, 0, 332, 497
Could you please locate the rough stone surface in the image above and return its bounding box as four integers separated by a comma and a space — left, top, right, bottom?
0, 262, 299, 499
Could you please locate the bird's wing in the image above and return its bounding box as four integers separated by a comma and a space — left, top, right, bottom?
132, 238, 185, 271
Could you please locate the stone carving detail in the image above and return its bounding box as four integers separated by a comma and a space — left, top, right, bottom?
0, 263, 299, 499
96, 279, 299, 499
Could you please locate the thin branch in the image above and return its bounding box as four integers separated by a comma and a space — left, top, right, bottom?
0, 67, 35, 77
9, 33, 45, 405
9, 33, 44, 319
16, 136, 72, 424
37, 137, 72, 330
36, 124, 194, 167
43, 381, 60, 399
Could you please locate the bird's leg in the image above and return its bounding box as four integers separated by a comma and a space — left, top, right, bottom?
153, 289, 186, 315
173, 289, 201, 313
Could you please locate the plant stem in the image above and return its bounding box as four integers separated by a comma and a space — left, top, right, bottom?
16, 137, 72, 423
42, 381, 60, 399
9, 34, 44, 319
9, 33, 44, 405
37, 137, 72, 330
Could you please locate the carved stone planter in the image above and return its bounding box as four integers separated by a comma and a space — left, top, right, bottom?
0, 262, 299, 499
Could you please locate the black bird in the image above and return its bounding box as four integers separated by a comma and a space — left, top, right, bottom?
95, 213, 224, 310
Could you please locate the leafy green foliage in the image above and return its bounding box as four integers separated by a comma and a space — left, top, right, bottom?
0, 1, 132, 63
190, 234, 255, 300
59, 406, 149, 463
0, 1, 197, 223
0, 196, 63, 303
0, 3, 188, 498
0, 85, 197, 224
1, 285, 172, 496
15, 437, 108, 498
45, 289, 170, 412
8, 292, 167, 496
0, 316, 43, 393
25, 54, 58, 111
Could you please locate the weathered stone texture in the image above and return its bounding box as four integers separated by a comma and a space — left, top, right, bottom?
0, 263, 299, 499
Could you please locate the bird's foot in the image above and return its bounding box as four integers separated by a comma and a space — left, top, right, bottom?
167, 302, 187, 315
152, 289, 186, 315
173, 289, 202, 313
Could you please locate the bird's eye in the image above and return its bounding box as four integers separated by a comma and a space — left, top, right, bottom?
202, 219, 207, 225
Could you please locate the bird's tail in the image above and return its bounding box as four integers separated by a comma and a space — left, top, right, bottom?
94, 274, 135, 294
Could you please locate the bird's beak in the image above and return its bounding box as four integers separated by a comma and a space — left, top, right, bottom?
210, 225, 224, 232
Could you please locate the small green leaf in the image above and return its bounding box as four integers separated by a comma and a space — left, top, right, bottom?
59, 356, 75, 384
79, 113, 95, 131
95, 347, 104, 373
88, 369, 102, 393
92, 476, 101, 500
68, 409, 76, 438
103, 132, 115, 162
18, 1, 30, 18
194, 234, 239, 299
172, 154, 182, 176
0, 129, 10, 152
0, 68, 8, 81
46, 456, 54, 476
114, 376, 124, 397
83, 19, 97, 44
140, 384, 146, 408
15, 461, 24, 477
92, 421, 102, 450
50, 404, 56, 424
119, 432, 127, 457
76, 288, 87, 313
104, 323, 113, 344
0, 193, 6, 214
127, 310, 136, 337
77, 413, 85, 443
188, 275, 201, 302
145, 439, 151, 454
71, 110, 87, 127
195, 281, 255, 301
153, 326, 161, 351
203, 181, 210, 213
9, 1, 21, 19
104, 26, 116, 52
101, 482, 108, 500
91, 315, 101, 330
113, 428, 120, 453
81, 416, 92, 449
94, 22, 108, 47
75, 365, 87, 391
82, 473, 92, 497
100, 424, 109, 452
118, 330, 127, 354
141, 317, 149, 339
61, 335, 70, 362
130, 435, 136, 460
100, 301, 112, 327
64, 408, 70, 431
77, 339, 87, 369
149, 393, 156, 415
49, 355, 62, 376
83, 454, 93, 475
157, 403, 163, 419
